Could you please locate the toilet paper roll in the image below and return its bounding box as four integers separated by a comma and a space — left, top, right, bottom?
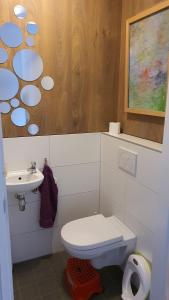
109, 122, 120, 135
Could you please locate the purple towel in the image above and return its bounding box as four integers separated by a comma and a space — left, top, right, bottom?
38, 164, 58, 228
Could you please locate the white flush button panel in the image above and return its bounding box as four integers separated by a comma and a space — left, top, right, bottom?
118, 147, 138, 176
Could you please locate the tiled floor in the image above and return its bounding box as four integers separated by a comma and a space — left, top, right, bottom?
13, 252, 123, 300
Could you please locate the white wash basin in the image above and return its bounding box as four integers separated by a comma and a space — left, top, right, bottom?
6, 169, 44, 193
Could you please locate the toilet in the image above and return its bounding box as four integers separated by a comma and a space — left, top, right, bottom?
61, 214, 136, 269
122, 254, 151, 300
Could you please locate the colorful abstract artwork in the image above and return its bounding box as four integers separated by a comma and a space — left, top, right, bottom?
128, 7, 169, 115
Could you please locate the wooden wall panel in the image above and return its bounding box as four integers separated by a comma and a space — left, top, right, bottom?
0, 0, 122, 137
117, 0, 166, 143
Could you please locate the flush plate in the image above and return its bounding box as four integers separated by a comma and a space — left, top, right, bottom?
118, 147, 138, 176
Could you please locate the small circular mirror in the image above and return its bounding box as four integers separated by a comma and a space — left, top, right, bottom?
0, 22, 23, 48
0, 102, 11, 114
20, 85, 41, 106
0, 48, 8, 63
41, 76, 54, 91
13, 49, 43, 81
0, 68, 19, 100
14, 5, 27, 19
11, 107, 30, 127
10, 98, 20, 108
28, 124, 39, 135
26, 21, 39, 35
26, 36, 35, 47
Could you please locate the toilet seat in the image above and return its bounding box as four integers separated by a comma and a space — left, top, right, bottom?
61, 214, 123, 251
122, 254, 151, 300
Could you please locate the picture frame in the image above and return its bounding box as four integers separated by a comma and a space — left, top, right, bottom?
125, 1, 169, 117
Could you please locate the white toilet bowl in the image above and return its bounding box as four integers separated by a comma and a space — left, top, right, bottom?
61, 214, 136, 269
122, 254, 151, 300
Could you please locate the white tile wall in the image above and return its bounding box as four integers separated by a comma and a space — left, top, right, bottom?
137, 147, 161, 193
100, 164, 124, 224
100, 133, 162, 262
4, 136, 50, 171
101, 134, 161, 192
53, 163, 100, 196
55, 191, 99, 227
4, 131, 161, 265
124, 211, 154, 262
125, 177, 159, 232
52, 226, 63, 253
100, 164, 126, 217
3, 133, 100, 263
100, 164, 114, 216
50, 133, 100, 166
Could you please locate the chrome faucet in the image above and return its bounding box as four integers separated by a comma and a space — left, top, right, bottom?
28, 162, 37, 174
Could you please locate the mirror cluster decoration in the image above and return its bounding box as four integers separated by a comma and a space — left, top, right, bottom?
0, 48, 8, 63
28, 124, 39, 135
26, 22, 39, 35
20, 85, 41, 107
0, 102, 11, 114
26, 36, 35, 47
10, 98, 20, 108
14, 5, 27, 19
13, 49, 43, 81
41, 76, 54, 91
0, 4, 55, 136
0, 22, 23, 48
0, 68, 19, 100
11, 107, 30, 127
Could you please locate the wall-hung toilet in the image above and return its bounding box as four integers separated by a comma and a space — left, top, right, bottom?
122, 254, 151, 300
61, 214, 136, 269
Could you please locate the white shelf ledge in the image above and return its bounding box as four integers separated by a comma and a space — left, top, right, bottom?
102, 132, 162, 153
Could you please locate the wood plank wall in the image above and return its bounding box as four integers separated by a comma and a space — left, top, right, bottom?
1, 0, 122, 137
117, 0, 166, 143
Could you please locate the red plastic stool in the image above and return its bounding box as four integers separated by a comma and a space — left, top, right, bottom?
64, 258, 103, 300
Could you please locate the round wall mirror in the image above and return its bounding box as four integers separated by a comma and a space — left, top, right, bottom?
11, 107, 30, 127
13, 49, 43, 81
20, 85, 41, 106
10, 98, 20, 108
14, 5, 27, 19
28, 124, 39, 135
26, 36, 35, 47
0, 102, 11, 114
0, 68, 19, 100
41, 76, 54, 90
0, 22, 23, 48
26, 22, 39, 35
0, 48, 8, 63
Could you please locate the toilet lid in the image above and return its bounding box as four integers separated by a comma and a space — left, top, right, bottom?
61, 214, 123, 250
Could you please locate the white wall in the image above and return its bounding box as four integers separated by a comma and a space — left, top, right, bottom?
150, 80, 169, 300
4, 129, 165, 298
0, 117, 13, 300
3, 133, 100, 263
100, 133, 162, 263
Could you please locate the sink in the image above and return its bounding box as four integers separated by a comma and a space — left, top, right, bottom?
6, 169, 44, 193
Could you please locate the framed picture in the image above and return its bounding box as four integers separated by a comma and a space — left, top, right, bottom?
125, 1, 169, 117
